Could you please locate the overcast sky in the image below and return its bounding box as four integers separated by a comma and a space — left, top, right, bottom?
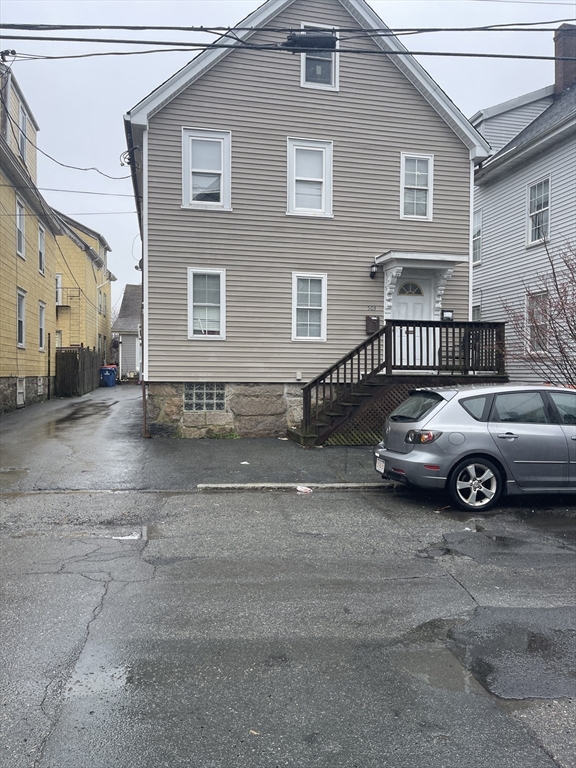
2, 0, 574, 310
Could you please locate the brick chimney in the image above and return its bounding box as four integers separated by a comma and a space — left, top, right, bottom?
554, 23, 576, 96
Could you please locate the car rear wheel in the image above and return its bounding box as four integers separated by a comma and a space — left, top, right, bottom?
448, 457, 503, 512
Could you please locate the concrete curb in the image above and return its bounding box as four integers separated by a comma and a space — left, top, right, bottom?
196, 482, 391, 492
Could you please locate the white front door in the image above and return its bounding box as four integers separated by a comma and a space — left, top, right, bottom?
392, 279, 433, 366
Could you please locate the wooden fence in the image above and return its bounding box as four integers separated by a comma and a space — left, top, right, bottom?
54, 347, 101, 398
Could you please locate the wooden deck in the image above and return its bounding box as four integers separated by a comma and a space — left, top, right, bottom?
289, 321, 506, 446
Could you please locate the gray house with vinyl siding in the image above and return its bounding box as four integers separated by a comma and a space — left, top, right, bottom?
124, 0, 496, 439
112, 284, 142, 380
471, 24, 576, 385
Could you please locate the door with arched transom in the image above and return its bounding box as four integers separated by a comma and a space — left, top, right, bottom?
392, 278, 433, 367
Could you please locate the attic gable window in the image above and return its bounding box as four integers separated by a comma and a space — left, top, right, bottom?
300, 25, 339, 91
19, 104, 27, 161
182, 128, 231, 211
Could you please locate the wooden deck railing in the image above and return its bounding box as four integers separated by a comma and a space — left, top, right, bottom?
301, 320, 505, 432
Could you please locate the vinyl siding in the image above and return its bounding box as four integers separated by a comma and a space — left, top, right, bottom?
145, 0, 472, 383
119, 334, 138, 377
473, 135, 576, 382
474, 96, 554, 154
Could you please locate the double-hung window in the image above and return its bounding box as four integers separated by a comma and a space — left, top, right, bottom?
528, 178, 549, 244
472, 210, 482, 264
55, 274, 63, 305
38, 301, 46, 351
17, 289, 26, 348
38, 226, 45, 274
188, 268, 226, 339
16, 199, 25, 257
292, 273, 327, 341
19, 104, 27, 161
401, 153, 433, 220
527, 291, 548, 353
300, 25, 339, 91
287, 138, 333, 217
182, 128, 231, 210
98, 289, 102, 314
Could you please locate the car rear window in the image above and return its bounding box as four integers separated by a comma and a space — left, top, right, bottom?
388, 391, 444, 423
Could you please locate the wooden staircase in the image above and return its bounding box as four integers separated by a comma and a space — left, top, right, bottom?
287, 320, 507, 446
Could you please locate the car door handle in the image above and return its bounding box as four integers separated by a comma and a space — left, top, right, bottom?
497, 432, 519, 440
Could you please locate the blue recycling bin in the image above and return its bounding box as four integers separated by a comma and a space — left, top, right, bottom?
100, 366, 117, 387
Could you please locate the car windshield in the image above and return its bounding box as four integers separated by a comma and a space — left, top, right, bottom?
389, 391, 444, 422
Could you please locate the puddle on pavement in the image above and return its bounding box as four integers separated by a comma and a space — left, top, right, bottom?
394, 646, 488, 696
0, 467, 29, 488
45, 400, 119, 437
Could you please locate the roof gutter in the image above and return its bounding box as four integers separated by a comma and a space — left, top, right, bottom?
124, 115, 143, 238
475, 114, 576, 183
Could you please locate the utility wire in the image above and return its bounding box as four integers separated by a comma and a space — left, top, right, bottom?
3, 39, 574, 61
0, 88, 130, 180
4, 33, 576, 54
0, 185, 134, 197
1, 20, 574, 32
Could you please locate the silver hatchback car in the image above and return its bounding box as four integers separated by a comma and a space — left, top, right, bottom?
374, 384, 576, 511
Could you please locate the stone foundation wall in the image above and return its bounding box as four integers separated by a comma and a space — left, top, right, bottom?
0, 376, 52, 414
146, 382, 304, 438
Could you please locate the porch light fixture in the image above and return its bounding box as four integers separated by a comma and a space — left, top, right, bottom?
370, 263, 378, 279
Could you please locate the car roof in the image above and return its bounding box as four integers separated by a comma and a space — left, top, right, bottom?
410, 383, 574, 397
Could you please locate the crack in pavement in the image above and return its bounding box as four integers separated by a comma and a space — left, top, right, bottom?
28, 539, 155, 767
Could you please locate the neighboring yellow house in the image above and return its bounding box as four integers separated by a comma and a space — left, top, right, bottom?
53, 211, 116, 361
0, 64, 63, 412
0, 64, 115, 413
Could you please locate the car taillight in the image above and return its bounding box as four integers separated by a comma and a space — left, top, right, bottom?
405, 430, 442, 444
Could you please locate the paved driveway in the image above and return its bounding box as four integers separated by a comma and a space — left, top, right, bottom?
1, 387, 575, 768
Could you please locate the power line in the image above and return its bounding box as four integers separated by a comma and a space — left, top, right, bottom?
0, 87, 130, 180
3, 40, 574, 62
1, 20, 574, 32
0, 185, 134, 197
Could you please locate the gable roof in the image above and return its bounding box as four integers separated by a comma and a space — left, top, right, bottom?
476, 82, 576, 183
112, 284, 142, 333
126, 0, 489, 162
469, 85, 554, 127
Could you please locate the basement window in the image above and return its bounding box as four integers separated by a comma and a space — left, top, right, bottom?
184, 382, 225, 411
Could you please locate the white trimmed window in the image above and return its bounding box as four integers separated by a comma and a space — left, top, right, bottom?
188, 268, 226, 340
528, 178, 549, 244
472, 210, 482, 264
38, 226, 45, 274
19, 104, 27, 161
16, 199, 25, 256
98, 289, 102, 314
527, 291, 548, 353
401, 153, 433, 220
472, 305, 481, 322
292, 272, 327, 341
38, 301, 46, 351
103, 291, 107, 317
55, 274, 63, 305
300, 24, 339, 91
182, 128, 231, 210
287, 138, 333, 217
17, 289, 26, 347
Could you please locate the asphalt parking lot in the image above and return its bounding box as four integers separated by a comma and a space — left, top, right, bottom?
1, 387, 575, 768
